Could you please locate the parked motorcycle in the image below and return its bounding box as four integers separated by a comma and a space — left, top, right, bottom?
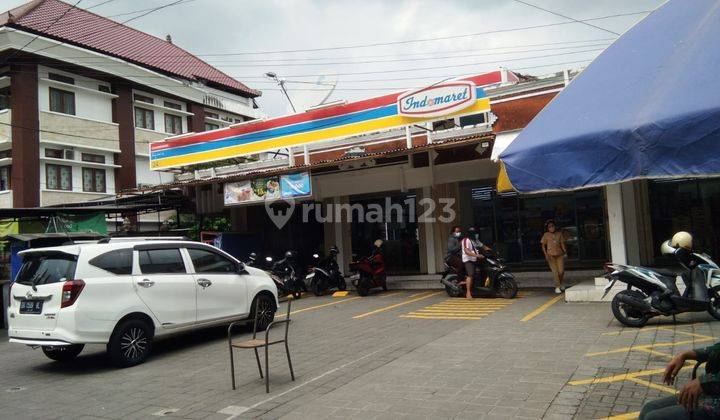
603, 232, 720, 327
349, 247, 387, 297
249, 251, 304, 299
440, 250, 518, 299
306, 246, 347, 296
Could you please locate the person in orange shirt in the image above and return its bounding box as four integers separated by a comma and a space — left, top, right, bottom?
541, 220, 567, 294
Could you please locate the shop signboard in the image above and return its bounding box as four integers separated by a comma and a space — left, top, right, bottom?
280, 172, 312, 198
397, 81, 476, 118
151, 72, 500, 170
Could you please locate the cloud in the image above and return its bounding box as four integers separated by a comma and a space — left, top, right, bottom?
6, 0, 665, 116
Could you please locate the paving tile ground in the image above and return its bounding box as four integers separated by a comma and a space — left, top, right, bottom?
1, 289, 718, 419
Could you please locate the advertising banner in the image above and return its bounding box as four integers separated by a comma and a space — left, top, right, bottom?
224, 176, 281, 206
224, 173, 311, 206
280, 172, 312, 198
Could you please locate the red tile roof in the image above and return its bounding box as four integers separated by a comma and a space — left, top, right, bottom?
1, 0, 260, 97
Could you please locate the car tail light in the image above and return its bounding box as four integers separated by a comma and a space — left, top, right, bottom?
61, 280, 85, 308
603, 262, 613, 273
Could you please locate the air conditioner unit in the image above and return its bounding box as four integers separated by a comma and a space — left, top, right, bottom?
63, 149, 75, 160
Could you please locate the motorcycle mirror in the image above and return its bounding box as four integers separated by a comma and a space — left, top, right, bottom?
265, 256, 273, 262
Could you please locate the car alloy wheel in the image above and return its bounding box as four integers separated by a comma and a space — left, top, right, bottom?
120, 327, 149, 362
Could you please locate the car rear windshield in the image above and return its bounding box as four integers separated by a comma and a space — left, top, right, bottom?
16, 252, 78, 286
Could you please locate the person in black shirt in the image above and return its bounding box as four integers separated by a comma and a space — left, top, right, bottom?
445, 226, 464, 274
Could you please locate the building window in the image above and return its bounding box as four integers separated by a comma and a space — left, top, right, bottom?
204, 122, 219, 131
134, 93, 154, 104
0, 150, 11, 159
205, 111, 219, 120
44, 148, 64, 159
82, 167, 106, 193
48, 72, 74, 85
164, 113, 183, 134
98, 85, 111, 93
134, 107, 154, 130
0, 166, 10, 190
49, 87, 75, 115
46, 164, 72, 191
0, 87, 9, 111
459, 182, 607, 264
81, 153, 105, 164
164, 101, 181, 110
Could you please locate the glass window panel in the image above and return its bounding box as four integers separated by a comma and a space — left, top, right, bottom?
164, 114, 182, 134
139, 249, 186, 274
46, 165, 58, 189
188, 248, 236, 273
59, 166, 72, 190
94, 169, 105, 192
0, 166, 10, 190
82, 168, 93, 192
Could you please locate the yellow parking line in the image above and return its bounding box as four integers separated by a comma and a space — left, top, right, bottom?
633, 347, 673, 358
290, 296, 363, 315
601, 411, 639, 420
352, 292, 442, 319
379, 291, 404, 298
585, 338, 715, 357
429, 303, 512, 307
414, 309, 498, 313
332, 291, 349, 297
568, 368, 666, 386
657, 327, 716, 340
627, 377, 676, 394
401, 314, 484, 320
601, 322, 710, 336
520, 295, 563, 322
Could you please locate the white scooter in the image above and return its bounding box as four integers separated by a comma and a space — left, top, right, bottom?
603, 239, 720, 327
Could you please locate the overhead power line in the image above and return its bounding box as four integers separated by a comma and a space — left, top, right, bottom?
511, 0, 620, 35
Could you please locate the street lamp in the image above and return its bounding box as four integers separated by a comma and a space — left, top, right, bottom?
264, 71, 296, 113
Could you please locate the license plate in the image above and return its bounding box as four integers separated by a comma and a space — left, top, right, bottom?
20, 300, 43, 314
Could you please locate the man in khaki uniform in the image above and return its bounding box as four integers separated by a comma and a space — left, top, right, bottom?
541, 220, 567, 294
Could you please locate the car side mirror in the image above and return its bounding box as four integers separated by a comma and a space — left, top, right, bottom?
237, 262, 248, 274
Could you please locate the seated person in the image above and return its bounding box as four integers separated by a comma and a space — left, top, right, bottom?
640, 341, 720, 419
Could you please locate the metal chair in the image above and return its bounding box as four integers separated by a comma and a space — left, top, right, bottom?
228, 299, 295, 393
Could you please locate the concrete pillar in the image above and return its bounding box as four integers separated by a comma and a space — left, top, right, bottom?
621, 181, 641, 266
113, 84, 137, 191
187, 102, 205, 133
421, 186, 437, 274
606, 183, 627, 264
405, 126, 412, 148
10, 62, 40, 207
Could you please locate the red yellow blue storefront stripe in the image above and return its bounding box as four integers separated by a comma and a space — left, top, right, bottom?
150, 73, 500, 170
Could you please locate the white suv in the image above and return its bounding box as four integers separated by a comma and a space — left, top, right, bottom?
7, 238, 278, 367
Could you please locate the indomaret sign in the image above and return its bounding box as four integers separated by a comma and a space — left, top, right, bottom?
150, 72, 500, 170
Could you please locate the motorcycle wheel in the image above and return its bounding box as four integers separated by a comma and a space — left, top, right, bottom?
292, 290, 302, 299
611, 290, 649, 327
707, 286, 720, 321
337, 278, 347, 291
312, 280, 324, 296
496, 277, 518, 299
356, 277, 370, 296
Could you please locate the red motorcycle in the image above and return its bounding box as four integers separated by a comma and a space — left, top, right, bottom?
350, 251, 387, 296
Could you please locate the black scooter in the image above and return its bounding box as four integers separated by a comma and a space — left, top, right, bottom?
306, 247, 346, 296
247, 251, 304, 299
440, 250, 518, 299
603, 240, 720, 327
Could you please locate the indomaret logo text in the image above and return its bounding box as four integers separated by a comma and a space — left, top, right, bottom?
397, 81, 477, 118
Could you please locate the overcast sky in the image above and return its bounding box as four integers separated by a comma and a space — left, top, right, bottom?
7, 0, 666, 116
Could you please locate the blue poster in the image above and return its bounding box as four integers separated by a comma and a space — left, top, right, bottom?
280, 172, 311, 198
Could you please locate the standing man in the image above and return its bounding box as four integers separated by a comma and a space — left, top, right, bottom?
541, 220, 567, 294
445, 226, 464, 274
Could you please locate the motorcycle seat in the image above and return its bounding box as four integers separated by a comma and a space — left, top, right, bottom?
654, 268, 679, 277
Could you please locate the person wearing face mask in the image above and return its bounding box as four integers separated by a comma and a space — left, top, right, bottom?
445, 226, 465, 275
462, 227, 491, 299
541, 219, 567, 294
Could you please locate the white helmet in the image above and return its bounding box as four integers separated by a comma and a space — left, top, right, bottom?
373, 239, 383, 247
671, 231, 693, 250
660, 240, 676, 255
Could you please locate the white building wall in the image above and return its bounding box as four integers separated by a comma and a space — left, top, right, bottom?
37, 65, 114, 123
132, 89, 189, 135
136, 155, 174, 187
38, 144, 116, 202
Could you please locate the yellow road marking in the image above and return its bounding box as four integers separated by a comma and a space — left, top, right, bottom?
332, 291, 349, 297
585, 338, 715, 357
601, 322, 710, 336
290, 296, 362, 315
352, 292, 442, 319
626, 377, 676, 394
379, 291, 404, 298
657, 327, 716, 340
428, 303, 512, 307
520, 295, 563, 322
601, 411, 639, 420
401, 314, 484, 320
414, 309, 498, 313
633, 347, 673, 358
568, 368, 666, 386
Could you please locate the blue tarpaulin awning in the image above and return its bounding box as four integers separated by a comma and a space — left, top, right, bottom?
498, 0, 720, 193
